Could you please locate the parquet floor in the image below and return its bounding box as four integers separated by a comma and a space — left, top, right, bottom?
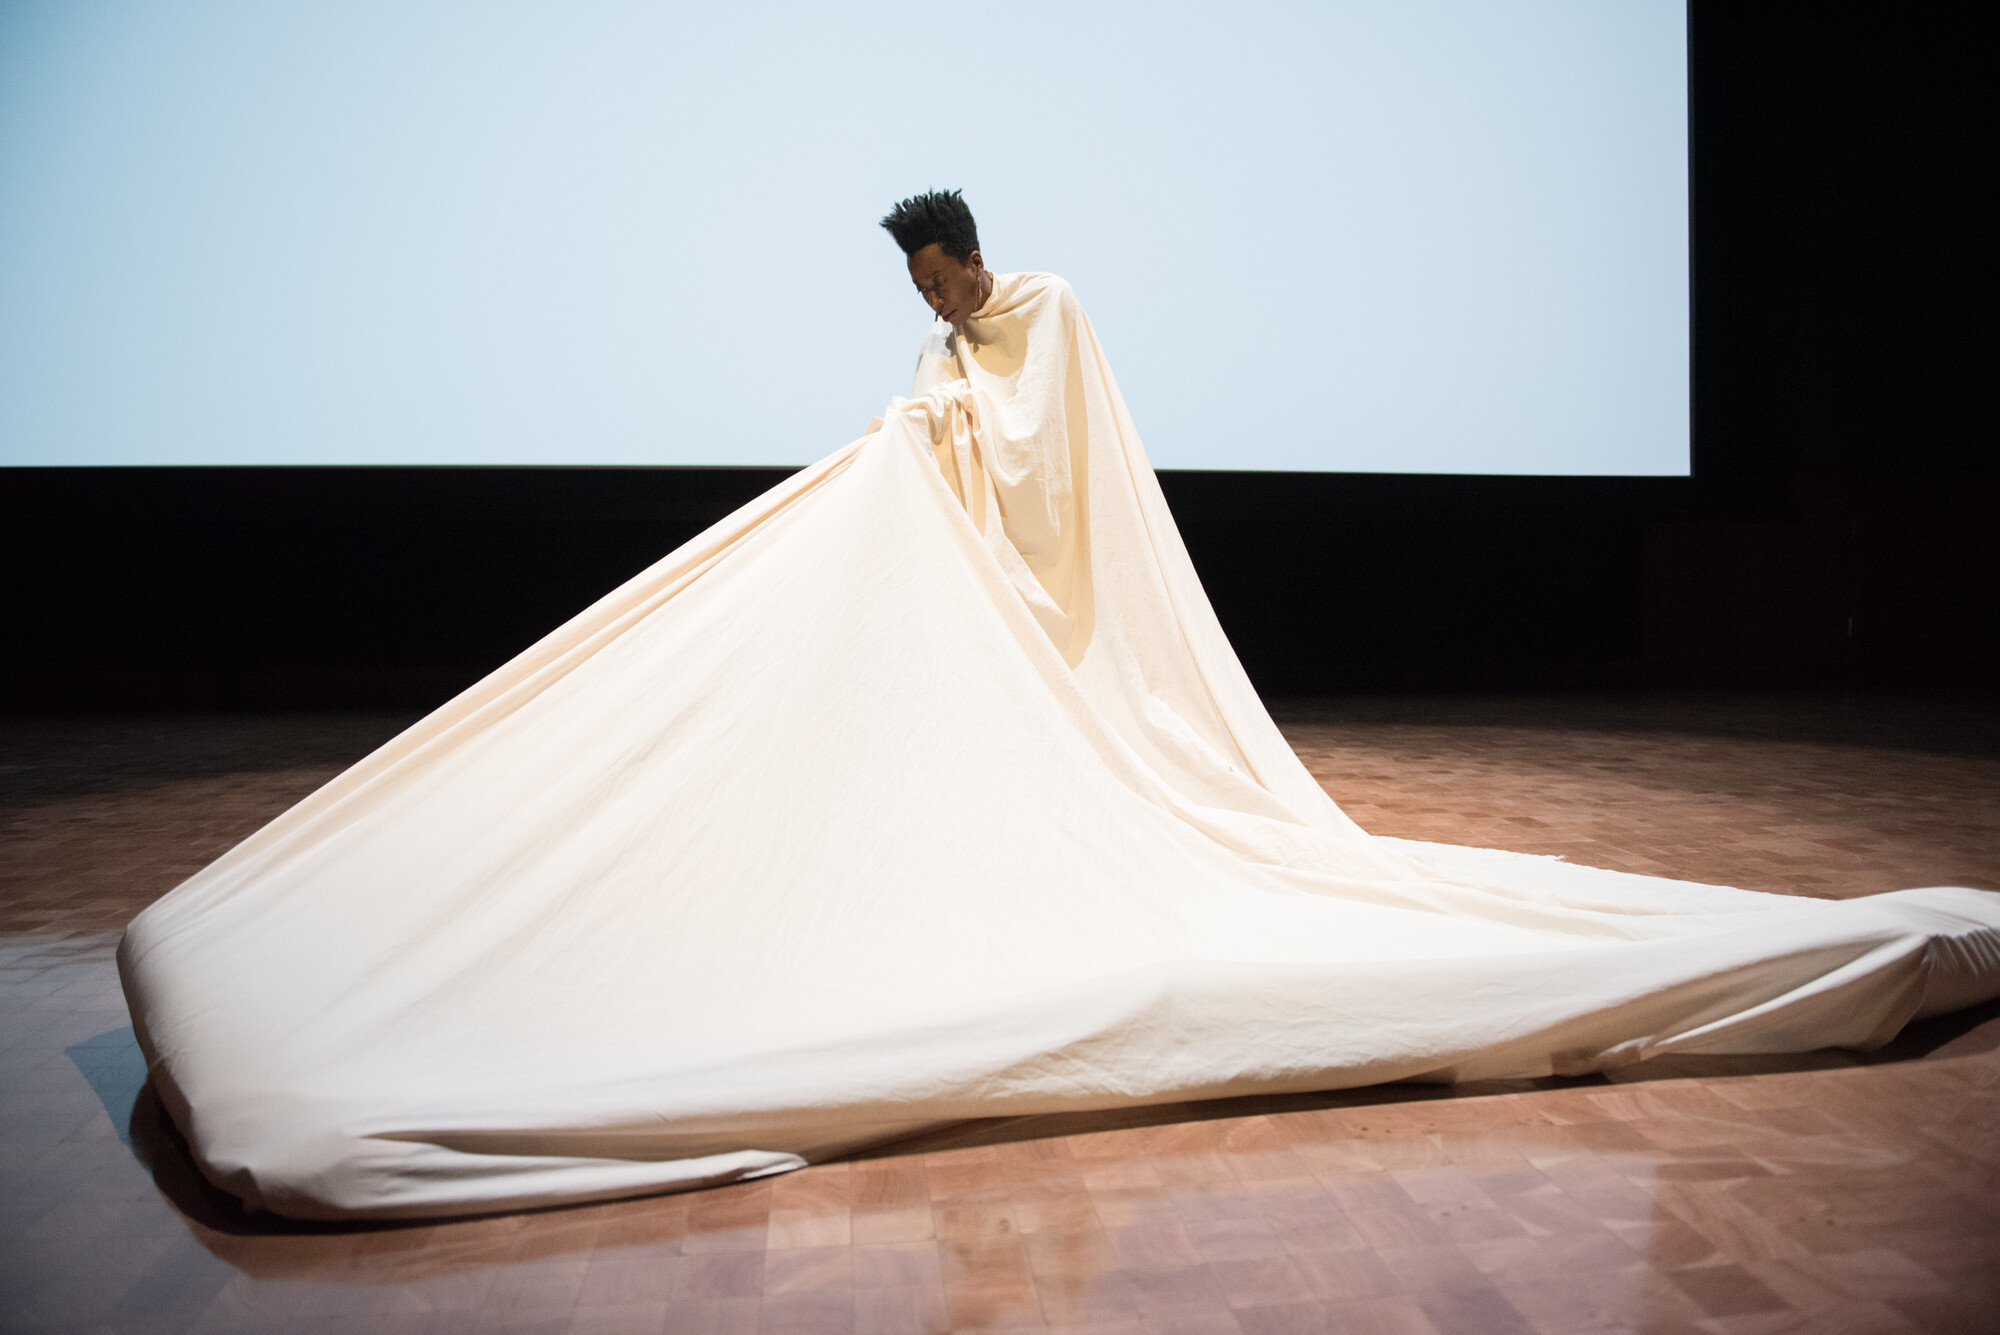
3, 694, 1998, 1334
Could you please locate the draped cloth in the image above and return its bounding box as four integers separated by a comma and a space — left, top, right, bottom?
120, 272, 2000, 1220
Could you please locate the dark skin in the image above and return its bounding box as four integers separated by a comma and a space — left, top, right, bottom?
906, 242, 995, 327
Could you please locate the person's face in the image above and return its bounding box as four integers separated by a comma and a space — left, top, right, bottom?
906, 243, 987, 326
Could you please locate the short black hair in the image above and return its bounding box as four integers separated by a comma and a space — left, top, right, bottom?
880, 189, 980, 261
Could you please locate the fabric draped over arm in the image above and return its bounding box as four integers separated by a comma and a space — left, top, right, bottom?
901, 273, 1361, 837
899, 283, 1089, 661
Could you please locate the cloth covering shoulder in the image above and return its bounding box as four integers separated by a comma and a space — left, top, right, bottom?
120, 273, 2000, 1220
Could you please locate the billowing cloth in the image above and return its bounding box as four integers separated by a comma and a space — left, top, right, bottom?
120, 273, 2000, 1220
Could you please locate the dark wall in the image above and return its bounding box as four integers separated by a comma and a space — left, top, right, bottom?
1650, 0, 1997, 690
4, 1, 1995, 712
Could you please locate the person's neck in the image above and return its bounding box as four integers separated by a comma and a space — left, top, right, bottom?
976, 269, 995, 313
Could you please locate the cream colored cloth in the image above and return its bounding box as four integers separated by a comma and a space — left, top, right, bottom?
121, 272, 2000, 1220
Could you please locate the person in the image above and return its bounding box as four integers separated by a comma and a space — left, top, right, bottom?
882, 189, 994, 331
117, 190, 2000, 1221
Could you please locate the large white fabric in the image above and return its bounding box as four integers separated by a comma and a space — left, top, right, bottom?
121, 273, 2000, 1220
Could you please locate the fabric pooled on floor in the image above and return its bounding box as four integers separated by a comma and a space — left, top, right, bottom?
120, 273, 2000, 1219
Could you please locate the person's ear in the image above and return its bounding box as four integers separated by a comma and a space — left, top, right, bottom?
967, 250, 984, 273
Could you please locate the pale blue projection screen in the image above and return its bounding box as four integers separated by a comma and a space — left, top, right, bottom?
0, 2, 1688, 474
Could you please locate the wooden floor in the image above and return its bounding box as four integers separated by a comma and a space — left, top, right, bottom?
3, 693, 1997, 1334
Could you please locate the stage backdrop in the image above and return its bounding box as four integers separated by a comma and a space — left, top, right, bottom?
0, 0, 1688, 475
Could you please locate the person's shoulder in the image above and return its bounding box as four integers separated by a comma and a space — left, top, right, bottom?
1010, 271, 1074, 298
1003, 271, 1082, 316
